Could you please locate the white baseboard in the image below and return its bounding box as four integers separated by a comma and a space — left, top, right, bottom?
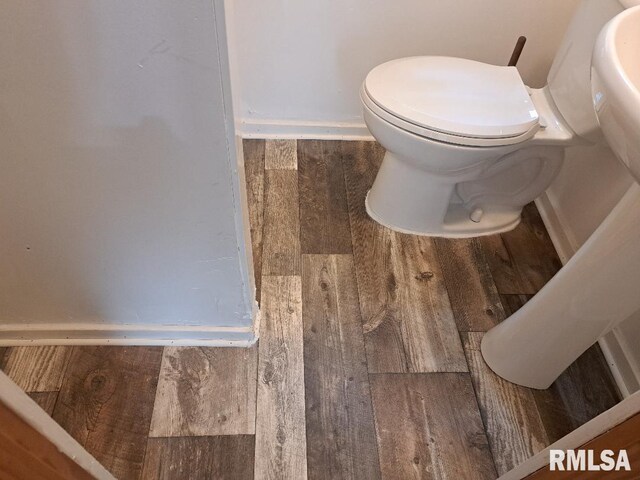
599, 330, 640, 398
536, 192, 640, 397
239, 118, 374, 141
0, 322, 257, 347
534, 193, 576, 264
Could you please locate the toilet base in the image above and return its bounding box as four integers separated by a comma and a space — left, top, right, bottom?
365, 191, 521, 238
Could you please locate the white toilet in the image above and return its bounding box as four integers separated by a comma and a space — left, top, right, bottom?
361, 0, 636, 238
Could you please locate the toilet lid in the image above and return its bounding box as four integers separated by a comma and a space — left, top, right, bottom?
364, 57, 539, 139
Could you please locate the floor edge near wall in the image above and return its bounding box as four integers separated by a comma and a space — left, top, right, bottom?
0, 323, 257, 347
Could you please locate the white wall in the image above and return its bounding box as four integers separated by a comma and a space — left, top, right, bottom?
230, 0, 581, 137
0, 1, 255, 344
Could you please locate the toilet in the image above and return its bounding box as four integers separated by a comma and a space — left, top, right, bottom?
361, 0, 636, 238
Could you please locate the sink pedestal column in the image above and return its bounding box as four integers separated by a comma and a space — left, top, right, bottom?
482, 183, 640, 389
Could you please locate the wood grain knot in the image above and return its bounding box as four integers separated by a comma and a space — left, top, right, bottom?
414, 271, 434, 282
83, 369, 116, 401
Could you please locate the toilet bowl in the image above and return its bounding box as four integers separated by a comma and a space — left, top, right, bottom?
361, 56, 576, 237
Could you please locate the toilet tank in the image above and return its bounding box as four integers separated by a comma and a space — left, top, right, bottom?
547, 0, 640, 142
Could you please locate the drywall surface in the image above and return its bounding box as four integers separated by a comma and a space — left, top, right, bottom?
0, 1, 254, 333
229, 0, 581, 134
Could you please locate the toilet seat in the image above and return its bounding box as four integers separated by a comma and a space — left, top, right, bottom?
363, 56, 541, 147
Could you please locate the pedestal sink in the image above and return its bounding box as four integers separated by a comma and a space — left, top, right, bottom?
481, 6, 640, 389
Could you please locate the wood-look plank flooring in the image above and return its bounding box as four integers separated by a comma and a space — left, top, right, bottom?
150, 346, 257, 437
262, 169, 301, 276
463, 332, 549, 476
0, 139, 621, 479
53, 346, 163, 480
370, 373, 497, 479
142, 436, 255, 480
3, 346, 71, 392
298, 141, 352, 254
254, 275, 307, 479
302, 254, 380, 479
342, 140, 467, 374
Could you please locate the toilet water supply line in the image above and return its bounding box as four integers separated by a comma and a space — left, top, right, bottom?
508, 36, 528, 66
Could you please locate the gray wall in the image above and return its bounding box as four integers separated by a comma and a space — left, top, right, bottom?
0, 0, 254, 340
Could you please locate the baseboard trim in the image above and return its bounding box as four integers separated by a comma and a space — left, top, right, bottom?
0, 323, 257, 347
239, 118, 375, 141
534, 193, 576, 264
599, 330, 640, 398
536, 192, 640, 397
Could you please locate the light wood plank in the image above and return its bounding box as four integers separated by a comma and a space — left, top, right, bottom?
463, 332, 549, 475
265, 139, 297, 170
255, 276, 307, 480
434, 237, 505, 331
302, 254, 381, 480
142, 435, 255, 480
243, 139, 266, 303
262, 170, 301, 275
499, 203, 562, 294
298, 141, 352, 254
0, 399, 95, 480
3, 346, 72, 392
29, 391, 59, 416
342, 141, 466, 373
149, 346, 257, 437
500, 294, 620, 443
370, 373, 497, 480
53, 346, 163, 480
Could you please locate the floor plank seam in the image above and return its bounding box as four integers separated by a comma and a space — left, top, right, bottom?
459, 340, 502, 477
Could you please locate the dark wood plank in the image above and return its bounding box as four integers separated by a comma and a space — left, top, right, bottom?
0, 399, 95, 480
243, 139, 265, 304
302, 254, 381, 480
499, 203, 562, 294
255, 276, 307, 479
370, 373, 497, 480
262, 169, 301, 276
53, 346, 163, 480
434, 237, 506, 331
298, 141, 352, 254
500, 294, 621, 443
149, 346, 257, 437
500, 293, 534, 316
3, 346, 72, 392
342, 140, 466, 373
29, 391, 59, 416
265, 139, 297, 170
142, 435, 255, 480
463, 332, 549, 475
0, 347, 8, 369
480, 233, 527, 294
